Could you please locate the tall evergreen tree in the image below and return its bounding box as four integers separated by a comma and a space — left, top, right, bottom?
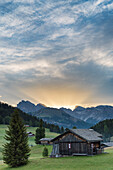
35, 119, 45, 144
2, 109, 30, 167
61, 126, 64, 133
65, 128, 69, 132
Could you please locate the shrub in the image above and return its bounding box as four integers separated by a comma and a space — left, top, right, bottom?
42, 147, 48, 157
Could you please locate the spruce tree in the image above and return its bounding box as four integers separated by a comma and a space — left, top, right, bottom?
72, 126, 77, 129
61, 126, 64, 133
42, 147, 48, 157
35, 119, 45, 144
2, 109, 30, 167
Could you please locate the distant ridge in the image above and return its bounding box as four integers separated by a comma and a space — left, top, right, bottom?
63, 105, 113, 125
17, 100, 46, 113
17, 100, 113, 127
17, 100, 92, 129
33, 107, 91, 129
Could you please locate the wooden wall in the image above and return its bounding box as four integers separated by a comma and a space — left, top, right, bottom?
59, 142, 87, 155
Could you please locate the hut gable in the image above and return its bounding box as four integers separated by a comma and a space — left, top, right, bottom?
57, 132, 85, 143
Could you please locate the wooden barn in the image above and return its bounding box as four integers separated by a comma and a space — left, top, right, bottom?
50, 129, 103, 157
39, 138, 53, 145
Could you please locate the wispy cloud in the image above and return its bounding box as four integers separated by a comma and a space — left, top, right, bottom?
0, 0, 113, 106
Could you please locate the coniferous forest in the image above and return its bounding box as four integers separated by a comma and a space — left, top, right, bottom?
0, 102, 63, 134
92, 119, 113, 141
1, 101, 113, 141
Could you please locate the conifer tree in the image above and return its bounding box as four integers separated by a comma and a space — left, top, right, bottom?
42, 147, 48, 157
72, 126, 77, 129
61, 126, 64, 133
35, 119, 45, 144
65, 128, 69, 132
2, 109, 30, 167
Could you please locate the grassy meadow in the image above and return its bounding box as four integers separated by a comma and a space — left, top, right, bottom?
0, 125, 113, 170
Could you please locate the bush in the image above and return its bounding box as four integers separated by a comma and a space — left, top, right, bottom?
42, 147, 48, 157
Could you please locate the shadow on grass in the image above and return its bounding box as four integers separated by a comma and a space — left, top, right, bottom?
1, 161, 31, 170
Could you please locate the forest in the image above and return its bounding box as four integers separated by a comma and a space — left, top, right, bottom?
92, 119, 113, 141
0, 102, 64, 134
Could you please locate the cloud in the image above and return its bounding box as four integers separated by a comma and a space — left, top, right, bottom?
0, 0, 113, 106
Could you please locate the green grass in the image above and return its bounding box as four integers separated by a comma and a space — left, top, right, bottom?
0, 125, 8, 160
0, 125, 59, 160
0, 125, 113, 170
27, 127, 59, 146
0, 125, 59, 147
0, 147, 113, 170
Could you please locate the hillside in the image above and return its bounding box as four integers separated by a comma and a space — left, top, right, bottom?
0, 126, 113, 170
62, 105, 113, 125
31, 107, 91, 129
0, 125, 59, 161
0, 102, 40, 126
0, 137, 113, 170
0, 102, 62, 133
0, 125, 113, 170
17, 101, 113, 126
92, 119, 113, 141
17, 100, 92, 128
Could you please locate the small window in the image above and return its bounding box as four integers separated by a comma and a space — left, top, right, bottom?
69, 143, 71, 149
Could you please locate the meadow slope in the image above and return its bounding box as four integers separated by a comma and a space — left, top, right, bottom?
0, 125, 113, 170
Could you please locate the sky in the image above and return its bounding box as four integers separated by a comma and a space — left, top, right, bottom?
0, 0, 113, 109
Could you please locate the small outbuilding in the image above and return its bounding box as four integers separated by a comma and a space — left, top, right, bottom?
40, 138, 53, 145
50, 129, 103, 157
27, 132, 35, 137
101, 142, 113, 148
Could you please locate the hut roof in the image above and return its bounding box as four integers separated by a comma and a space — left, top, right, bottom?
40, 138, 53, 141
51, 129, 103, 142
102, 142, 113, 147
70, 129, 102, 142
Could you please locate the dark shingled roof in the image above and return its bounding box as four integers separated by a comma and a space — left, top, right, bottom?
70, 129, 103, 142
51, 129, 103, 142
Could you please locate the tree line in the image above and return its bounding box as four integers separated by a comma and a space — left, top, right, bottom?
92, 119, 113, 142
0, 102, 64, 134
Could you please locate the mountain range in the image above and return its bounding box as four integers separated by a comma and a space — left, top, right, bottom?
17, 100, 113, 128
65, 105, 113, 125
17, 100, 91, 128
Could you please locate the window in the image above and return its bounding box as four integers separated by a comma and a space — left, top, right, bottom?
69, 143, 71, 149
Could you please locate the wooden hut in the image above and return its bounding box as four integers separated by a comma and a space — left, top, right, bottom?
40, 138, 53, 145
50, 129, 103, 157
27, 132, 35, 137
